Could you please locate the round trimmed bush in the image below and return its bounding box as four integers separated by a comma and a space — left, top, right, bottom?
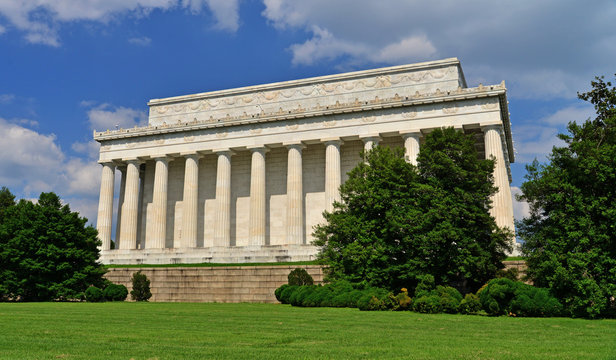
287, 268, 314, 286
85, 286, 104, 302
459, 293, 482, 314
279, 285, 299, 304
103, 283, 128, 302
275, 284, 289, 302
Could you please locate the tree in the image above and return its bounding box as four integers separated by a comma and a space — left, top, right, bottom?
130, 271, 152, 301
0, 191, 107, 301
314, 128, 511, 293
517, 75, 616, 318
0, 186, 15, 222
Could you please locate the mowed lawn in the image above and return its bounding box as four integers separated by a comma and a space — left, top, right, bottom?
1, 303, 615, 360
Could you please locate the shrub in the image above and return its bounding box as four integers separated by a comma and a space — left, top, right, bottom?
479, 278, 563, 317
290, 285, 316, 306
496, 267, 520, 281
130, 271, 152, 302
357, 288, 390, 311
279, 285, 299, 304
392, 288, 412, 311
435, 286, 463, 314
288, 268, 314, 286
103, 284, 128, 302
85, 286, 104, 302
413, 295, 442, 314
479, 278, 518, 316
459, 293, 482, 314
275, 284, 289, 302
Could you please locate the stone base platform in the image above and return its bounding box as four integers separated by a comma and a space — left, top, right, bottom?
100, 245, 320, 265
104, 264, 324, 303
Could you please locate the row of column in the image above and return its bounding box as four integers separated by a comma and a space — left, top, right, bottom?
97, 126, 512, 250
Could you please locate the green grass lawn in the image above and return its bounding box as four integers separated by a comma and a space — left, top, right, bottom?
1, 303, 614, 360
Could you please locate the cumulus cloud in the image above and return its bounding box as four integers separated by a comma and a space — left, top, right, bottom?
0, 117, 101, 224
72, 140, 100, 160
261, 0, 616, 100
0, 0, 240, 45
86, 103, 147, 131
128, 36, 152, 46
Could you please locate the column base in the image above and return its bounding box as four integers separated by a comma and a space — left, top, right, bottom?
100, 245, 320, 265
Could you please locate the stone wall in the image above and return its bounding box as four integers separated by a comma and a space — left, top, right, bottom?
105, 261, 525, 303
104, 265, 324, 303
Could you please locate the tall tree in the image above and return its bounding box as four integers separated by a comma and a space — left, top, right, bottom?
0, 191, 106, 301
518, 75, 616, 318
314, 128, 511, 293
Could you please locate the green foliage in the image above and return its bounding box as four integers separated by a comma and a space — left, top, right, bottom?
279, 285, 299, 304
314, 128, 511, 293
84, 286, 104, 302
287, 268, 314, 286
392, 289, 412, 311
413, 295, 443, 314
495, 267, 520, 281
412, 280, 462, 314
518, 75, 616, 318
274, 284, 288, 302
130, 271, 152, 301
459, 293, 482, 314
479, 278, 563, 317
356, 288, 391, 311
103, 284, 128, 301
0, 191, 106, 301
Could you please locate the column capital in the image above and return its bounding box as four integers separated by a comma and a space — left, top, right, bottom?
400, 130, 422, 139
480, 123, 502, 132
321, 137, 343, 146
213, 148, 235, 156
97, 161, 116, 167
247, 145, 270, 154
152, 155, 170, 163
122, 158, 144, 166
283, 142, 306, 151
359, 134, 381, 141
180, 152, 203, 160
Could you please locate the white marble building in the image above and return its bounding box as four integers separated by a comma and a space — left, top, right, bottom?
95, 58, 515, 264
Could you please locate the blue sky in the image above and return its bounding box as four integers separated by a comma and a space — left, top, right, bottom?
0, 0, 614, 225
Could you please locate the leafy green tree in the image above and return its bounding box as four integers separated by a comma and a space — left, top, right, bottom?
517, 75, 616, 318
314, 128, 511, 293
0, 191, 106, 301
0, 186, 16, 222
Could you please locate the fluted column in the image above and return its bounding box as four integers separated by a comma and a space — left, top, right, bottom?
119, 159, 141, 249
482, 125, 515, 234
402, 131, 421, 165
214, 150, 232, 247
148, 157, 169, 249
324, 139, 342, 212
115, 166, 126, 247
96, 162, 115, 251
361, 135, 380, 153
181, 153, 200, 248
286, 143, 305, 245
249, 147, 267, 246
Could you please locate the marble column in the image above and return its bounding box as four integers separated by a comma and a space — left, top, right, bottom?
214, 150, 232, 247
483, 125, 515, 233
181, 153, 200, 248
249, 147, 267, 246
148, 157, 169, 249
114, 166, 126, 247
119, 159, 141, 250
361, 135, 380, 153
401, 131, 421, 165
324, 139, 342, 212
286, 143, 305, 245
136, 167, 145, 249
96, 162, 115, 251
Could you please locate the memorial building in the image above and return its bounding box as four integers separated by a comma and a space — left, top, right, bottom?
95, 58, 515, 264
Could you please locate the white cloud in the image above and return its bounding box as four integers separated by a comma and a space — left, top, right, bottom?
128, 36, 152, 46
261, 0, 616, 100
86, 103, 147, 131
0, 0, 240, 45
541, 105, 595, 126
0, 117, 101, 224
72, 140, 100, 160
511, 186, 530, 221
0, 24, 5, 34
